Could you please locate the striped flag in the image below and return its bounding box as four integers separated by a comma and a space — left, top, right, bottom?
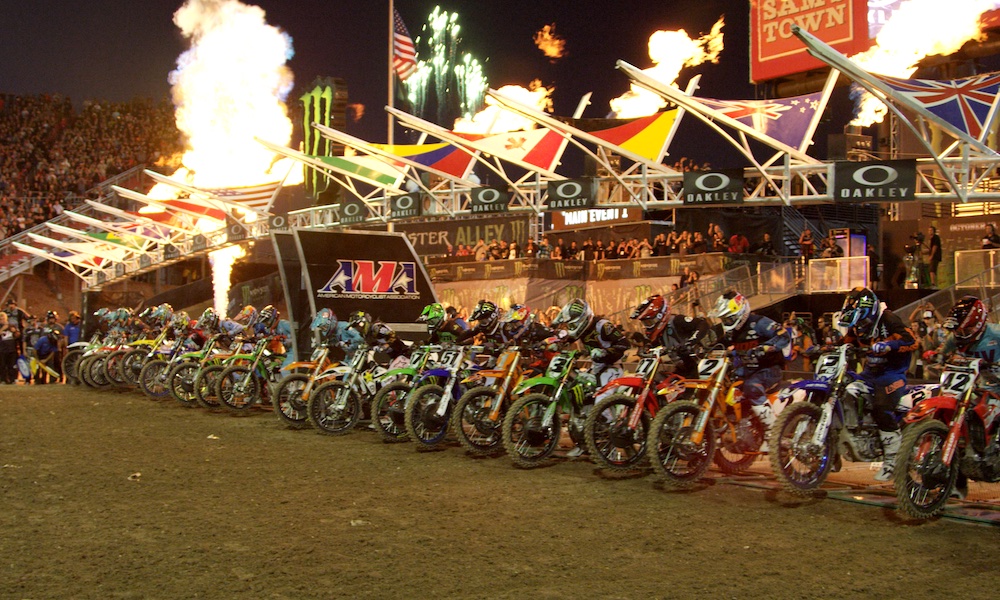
589, 110, 679, 162
697, 92, 825, 151
202, 181, 282, 212
875, 72, 1000, 141
393, 9, 418, 81
373, 142, 477, 179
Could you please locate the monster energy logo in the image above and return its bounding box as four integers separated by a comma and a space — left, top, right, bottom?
484, 263, 492, 279
514, 260, 524, 277
300, 79, 345, 197
632, 261, 642, 278
596, 263, 606, 279
554, 261, 566, 279
635, 285, 652, 305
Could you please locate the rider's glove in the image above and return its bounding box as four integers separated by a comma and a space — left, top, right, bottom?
590, 348, 607, 361
752, 345, 775, 360
870, 341, 891, 355
921, 349, 937, 362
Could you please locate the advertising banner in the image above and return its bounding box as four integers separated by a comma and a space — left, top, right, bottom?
435, 279, 529, 316
545, 178, 597, 211
470, 187, 511, 214
429, 259, 588, 283
550, 206, 643, 231
390, 193, 422, 219
339, 198, 369, 225
588, 254, 728, 280
833, 159, 916, 202
383, 215, 531, 256
750, 0, 870, 82
293, 229, 436, 323
682, 170, 745, 205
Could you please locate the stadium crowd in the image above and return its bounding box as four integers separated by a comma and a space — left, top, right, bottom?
0, 93, 182, 240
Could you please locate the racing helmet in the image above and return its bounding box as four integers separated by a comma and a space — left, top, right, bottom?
196, 307, 220, 332
93, 307, 111, 322
150, 303, 173, 327
945, 296, 988, 344
258, 305, 279, 330
501, 304, 532, 340
113, 307, 133, 326
553, 299, 594, 340
418, 303, 446, 332
137, 307, 154, 325
838, 287, 881, 335
310, 308, 336, 338
630, 295, 670, 342
170, 311, 191, 334
348, 310, 373, 338
712, 291, 750, 333
233, 305, 258, 327
470, 300, 500, 334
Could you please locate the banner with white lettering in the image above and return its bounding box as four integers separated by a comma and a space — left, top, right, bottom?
339, 198, 369, 225
470, 187, 510, 214
545, 178, 597, 211
389, 193, 422, 219
833, 159, 916, 202
682, 170, 745, 205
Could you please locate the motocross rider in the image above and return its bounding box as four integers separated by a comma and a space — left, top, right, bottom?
838, 286, 917, 481
311, 308, 364, 359
349, 310, 409, 362
418, 303, 467, 345
551, 299, 629, 386
711, 290, 790, 433
631, 294, 713, 378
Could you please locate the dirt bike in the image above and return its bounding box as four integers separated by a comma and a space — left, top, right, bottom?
62, 333, 100, 385
116, 327, 171, 388
191, 339, 248, 410
272, 340, 340, 429
768, 344, 934, 496
138, 335, 199, 399
306, 344, 387, 435
369, 344, 437, 442
584, 346, 684, 472
403, 345, 486, 450
501, 349, 599, 468
166, 334, 227, 407
451, 346, 529, 457
646, 349, 785, 488
77, 333, 129, 389
217, 336, 286, 414
895, 357, 1000, 519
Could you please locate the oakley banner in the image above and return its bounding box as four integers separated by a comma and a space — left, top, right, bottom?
339, 198, 369, 225
470, 187, 511, 214
294, 229, 437, 322
834, 159, 916, 202
390, 193, 422, 219
545, 178, 597, 211
682, 169, 745, 205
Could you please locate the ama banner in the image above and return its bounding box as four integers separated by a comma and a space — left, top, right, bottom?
293, 229, 437, 323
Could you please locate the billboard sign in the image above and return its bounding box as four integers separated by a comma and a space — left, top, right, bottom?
545, 178, 597, 211
833, 159, 916, 202
750, 0, 870, 82
682, 170, 745, 205
470, 187, 511, 214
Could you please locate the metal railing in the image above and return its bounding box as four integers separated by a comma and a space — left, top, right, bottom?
897, 263, 1000, 325
955, 249, 1000, 287
805, 256, 870, 293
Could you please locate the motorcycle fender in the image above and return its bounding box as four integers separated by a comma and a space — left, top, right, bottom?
281, 360, 317, 372
513, 375, 560, 396
785, 379, 832, 394
463, 369, 507, 384
178, 351, 202, 361
377, 367, 417, 382
419, 368, 452, 380
595, 376, 645, 397
67, 341, 90, 350
904, 395, 958, 425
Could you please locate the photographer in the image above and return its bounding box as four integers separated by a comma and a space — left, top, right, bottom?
926, 226, 941, 288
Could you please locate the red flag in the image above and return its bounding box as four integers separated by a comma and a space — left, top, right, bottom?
393, 9, 418, 81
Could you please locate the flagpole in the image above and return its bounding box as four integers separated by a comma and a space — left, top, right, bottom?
388, 0, 395, 145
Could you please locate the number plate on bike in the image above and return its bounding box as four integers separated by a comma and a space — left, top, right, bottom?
547, 353, 571, 377
939, 362, 979, 398
815, 353, 841, 380
635, 356, 657, 378
697, 356, 724, 379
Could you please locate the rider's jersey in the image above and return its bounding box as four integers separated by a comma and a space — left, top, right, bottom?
366, 322, 408, 360
941, 323, 1000, 389
578, 317, 629, 366
325, 322, 363, 358
428, 319, 466, 345
843, 308, 916, 374
722, 313, 789, 372
658, 315, 713, 376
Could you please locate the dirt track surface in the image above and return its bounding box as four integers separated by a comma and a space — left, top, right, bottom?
1, 385, 998, 599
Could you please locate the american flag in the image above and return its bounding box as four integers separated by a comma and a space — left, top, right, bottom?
393, 9, 418, 82
698, 91, 824, 151
203, 181, 283, 213
876, 72, 1000, 141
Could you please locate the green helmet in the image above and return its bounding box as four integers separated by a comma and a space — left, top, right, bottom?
418, 303, 446, 332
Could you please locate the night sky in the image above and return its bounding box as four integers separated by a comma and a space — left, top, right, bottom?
0, 0, 817, 167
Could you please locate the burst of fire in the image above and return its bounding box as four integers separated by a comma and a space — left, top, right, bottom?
609, 17, 724, 118
849, 0, 997, 126
534, 23, 566, 61
145, 0, 297, 317
346, 103, 365, 123
452, 80, 554, 134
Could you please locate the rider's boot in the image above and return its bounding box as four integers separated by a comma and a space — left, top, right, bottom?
751, 404, 776, 452
874, 430, 902, 482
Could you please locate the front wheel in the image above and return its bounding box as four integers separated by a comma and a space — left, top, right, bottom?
502, 393, 561, 468
194, 364, 225, 409
404, 384, 453, 450
452, 386, 506, 457
307, 380, 362, 435
62, 349, 84, 385
273, 373, 311, 429
584, 393, 649, 472
167, 361, 200, 407
120, 349, 147, 387
894, 419, 958, 519
646, 401, 715, 489
103, 349, 129, 386
87, 353, 112, 389
768, 401, 834, 496
138, 359, 170, 398
218, 366, 261, 414
370, 381, 413, 442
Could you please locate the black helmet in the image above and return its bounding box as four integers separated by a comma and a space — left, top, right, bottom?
839, 287, 881, 336
46, 310, 59, 320
349, 310, 373, 337
470, 300, 500, 333
945, 296, 988, 344
258, 305, 279, 329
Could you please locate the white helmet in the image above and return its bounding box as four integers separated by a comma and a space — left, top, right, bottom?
712, 291, 750, 333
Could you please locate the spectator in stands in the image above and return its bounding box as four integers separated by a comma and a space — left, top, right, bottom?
567, 241, 579, 260
653, 233, 668, 256
711, 225, 727, 252
636, 237, 653, 258
799, 228, 815, 260
550, 241, 563, 260
455, 244, 471, 258
582, 239, 595, 261
728, 233, 750, 254
690, 232, 708, 254
982, 224, 1000, 249
594, 240, 605, 260
473, 238, 488, 261
0, 311, 19, 384
537, 237, 551, 259
555, 238, 567, 260
523, 240, 538, 258
755, 233, 778, 256
508, 240, 518, 259
926, 225, 942, 288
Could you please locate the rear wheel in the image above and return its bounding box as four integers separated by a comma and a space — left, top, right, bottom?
452, 386, 506, 457
103, 349, 129, 386
502, 393, 561, 468
647, 401, 715, 489
894, 419, 958, 519
218, 366, 260, 414
307, 380, 362, 435
370, 381, 412, 442
768, 401, 834, 496
120, 349, 148, 387
404, 384, 452, 450
273, 373, 311, 429
88, 354, 112, 389
62, 350, 84, 385
584, 393, 649, 472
